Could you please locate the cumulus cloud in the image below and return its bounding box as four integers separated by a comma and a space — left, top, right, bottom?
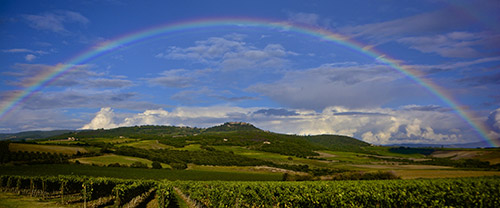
80, 107, 118, 130
485, 108, 500, 140
156, 36, 295, 71
81, 105, 474, 145
487, 108, 500, 132
23, 10, 89, 33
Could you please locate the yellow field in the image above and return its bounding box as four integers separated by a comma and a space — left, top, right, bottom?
9, 143, 87, 155
394, 170, 500, 179
351, 164, 453, 170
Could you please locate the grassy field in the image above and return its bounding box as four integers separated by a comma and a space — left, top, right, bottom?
0, 164, 283, 181
71, 154, 171, 168
363, 146, 427, 158
8, 143, 88, 155
117, 139, 172, 149
38, 137, 137, 145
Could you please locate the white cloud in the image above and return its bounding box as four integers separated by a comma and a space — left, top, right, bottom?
2, 48, 48, 54
81, 105, 474, 145
23, 10, 89, 33
487, 108, 500, 140
25, 54, 36, 62
4, 63, 133, 88
80, 107, 118, 130
147, 69, 195, 88
156, 36, 295, 71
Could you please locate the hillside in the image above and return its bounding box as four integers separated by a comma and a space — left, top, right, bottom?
2, 122, 500, 182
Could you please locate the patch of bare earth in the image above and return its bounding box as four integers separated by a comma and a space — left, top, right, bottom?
314, 151, 337, 158
251, 166, 309, 175
351, 164, 453, 170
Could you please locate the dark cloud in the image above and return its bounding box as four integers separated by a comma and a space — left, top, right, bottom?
248, 63, 420, 110
402, 105, 451, 112
333, 111, 387, 116
253, 108, 299, 116
215, 96, 257, 102
341, 8, 474, 41
148, 76, 193, 88
88, 78, 134, 88
398, 32, 500, 58
458, 72, 500, 86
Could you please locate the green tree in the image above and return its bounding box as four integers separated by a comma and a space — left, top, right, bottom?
151, 161, 162, 169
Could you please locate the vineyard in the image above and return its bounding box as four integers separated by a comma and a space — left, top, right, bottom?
1, 175, 499, 207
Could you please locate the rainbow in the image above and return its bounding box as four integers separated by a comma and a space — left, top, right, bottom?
1, 17, 497, 146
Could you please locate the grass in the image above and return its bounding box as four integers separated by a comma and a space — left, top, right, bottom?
363, 146, 427, 158
72, 154, 171, 168
212, 146, 334, 168
117, 140, 172, 150
0, 164, 283, 181
8, 143, 87, 155
394, 169, 500, 179
172, 144, 202, 151
0, 191, 74, 208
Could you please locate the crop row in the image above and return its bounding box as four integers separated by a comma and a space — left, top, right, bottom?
174, 177, 500, 208
2, 175, 499, 208
0, 175, 175, 208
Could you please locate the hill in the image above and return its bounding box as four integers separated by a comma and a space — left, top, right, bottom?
2, 122, 500, 181
42, 122, 367, 157
0, 130, 72, 141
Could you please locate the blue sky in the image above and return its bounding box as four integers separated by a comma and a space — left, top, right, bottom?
1, 0, 499, 145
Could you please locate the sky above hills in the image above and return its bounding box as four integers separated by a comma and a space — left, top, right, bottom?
1, 0, 499, 145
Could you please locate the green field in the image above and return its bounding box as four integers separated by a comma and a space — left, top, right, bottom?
117, 139, 172, 149
8, 143, 88, 155
72, 154, 171, 168
212, 145, 334, 168
0, 164, 283, 181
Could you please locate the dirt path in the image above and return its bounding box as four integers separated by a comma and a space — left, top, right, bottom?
173, 187, 200, 208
